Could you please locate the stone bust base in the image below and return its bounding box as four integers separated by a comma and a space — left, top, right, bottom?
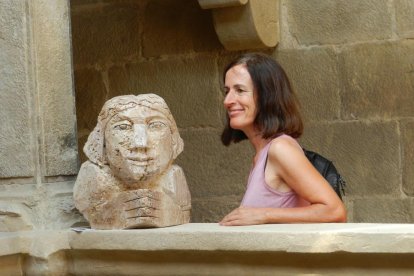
2, 223, 414, 275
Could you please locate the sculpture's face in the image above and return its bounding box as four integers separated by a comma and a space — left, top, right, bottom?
105, 106, 174, 184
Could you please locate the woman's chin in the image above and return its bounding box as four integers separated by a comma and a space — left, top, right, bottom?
229, 120, 246, 131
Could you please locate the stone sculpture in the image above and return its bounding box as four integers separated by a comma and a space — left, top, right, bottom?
73, 94, 191, 229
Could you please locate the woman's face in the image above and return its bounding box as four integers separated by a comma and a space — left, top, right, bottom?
223, 64, 257, 135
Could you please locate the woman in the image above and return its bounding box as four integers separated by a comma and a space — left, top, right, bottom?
219, 53, 346, 226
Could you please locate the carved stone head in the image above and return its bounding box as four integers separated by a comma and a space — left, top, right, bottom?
84, 94, 184, 185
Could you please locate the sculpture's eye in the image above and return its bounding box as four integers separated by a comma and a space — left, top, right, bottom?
148, 121, 167, 130
113, 123, 132, 130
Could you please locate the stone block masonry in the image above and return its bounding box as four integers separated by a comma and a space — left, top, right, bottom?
71, 0, 414, 224
0, 0, 81, 231
1, 0, 413, 232
2, 224, 414, 275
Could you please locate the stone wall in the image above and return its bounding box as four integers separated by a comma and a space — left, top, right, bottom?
71, 0, 414, 224
1, 0, 413, 230
0, 0, 81, 230
279, 0, 414, 222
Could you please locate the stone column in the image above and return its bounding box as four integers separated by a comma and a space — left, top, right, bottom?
0, 0, 80, 230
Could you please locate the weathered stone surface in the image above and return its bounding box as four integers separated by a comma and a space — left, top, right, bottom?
74, 68, 107, 132
209, 0, 279, 50
3, 224, 414, 274
0, 0, 34, 178
0, 202, 33, 231
0, 0, 26, 47
32, 0, 78, 176
74, 68, 108, 163
395, 0, 414, 38
108, 55, 222, 128
339, 41, 414, 120
0, 254, 22, 276
401, 120, 414, 196
70, 1, 142, 66
198, 0, 249, 9
286, 0, 392, 45
74, 94, 191, 229
301, 121, 400, 197
143, 0, 222, 56
353, 197, 412, 223
2, 0, 413, 232
41, 183, 86, 229
176, 129, 253, 199
24, 251, 69, 276
276, 48, 340, 122
2, 224, 414, 274
191, 196, 241, 223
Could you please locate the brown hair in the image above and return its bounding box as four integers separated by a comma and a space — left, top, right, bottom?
221, 53, 303, 145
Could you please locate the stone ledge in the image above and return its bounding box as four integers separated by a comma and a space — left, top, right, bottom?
2, 223, 414, 275
69, 223, 414, 253
2, 223, 414, 256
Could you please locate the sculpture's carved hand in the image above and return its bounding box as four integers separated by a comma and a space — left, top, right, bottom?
121, 189, 161, 228
87, 188, 189, 229
119, 189, 188, 229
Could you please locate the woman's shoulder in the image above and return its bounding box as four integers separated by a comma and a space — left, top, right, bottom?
268, 134, 303, 159
271, 134, 302, 149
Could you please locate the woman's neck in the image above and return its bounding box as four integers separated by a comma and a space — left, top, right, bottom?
247, 133, 270, 153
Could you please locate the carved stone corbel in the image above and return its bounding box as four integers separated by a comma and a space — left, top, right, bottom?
198, 0, 279, 50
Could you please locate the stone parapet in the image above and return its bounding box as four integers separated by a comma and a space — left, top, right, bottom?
1, 223, 414, 275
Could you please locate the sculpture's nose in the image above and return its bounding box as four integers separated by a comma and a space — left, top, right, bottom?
131, 124, 148, 148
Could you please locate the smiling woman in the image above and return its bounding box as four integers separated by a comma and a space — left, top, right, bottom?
219, 53, 347, 226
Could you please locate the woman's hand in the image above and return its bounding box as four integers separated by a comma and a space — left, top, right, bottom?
219, 206, 269, 226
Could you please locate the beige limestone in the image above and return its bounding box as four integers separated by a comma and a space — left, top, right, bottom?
0, 203, 33, 232
0, 0, 80, 231
402, 120, 414, 196
2, 224, 414, 275
353, 197, 413, 223
74, 94, 191, 229
395, 0, 414, 38
275, 48, 341, 122
198, 0, 248, 9
286, 0, 392, 45
32, 0, 78, 177
0, 0, 412, 236
0, 0, 34, 178
142, 0, 222, 57
207, 0, 279, 50
71, 0, 414, 224
107, 55, 222, 128
339, 41, 414, 119
176, 129, 254, 222
302, 121, 400, 197
190, 196, 242, 223
71, 0, 142, 66
177, 129, 252, 198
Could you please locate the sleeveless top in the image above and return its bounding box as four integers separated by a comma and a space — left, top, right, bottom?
241, 135, 310, 208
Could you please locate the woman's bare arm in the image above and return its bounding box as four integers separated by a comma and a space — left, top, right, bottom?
220, 138, 346, 226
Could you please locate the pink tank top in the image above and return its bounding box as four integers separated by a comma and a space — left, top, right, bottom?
241, 135, 309, 208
